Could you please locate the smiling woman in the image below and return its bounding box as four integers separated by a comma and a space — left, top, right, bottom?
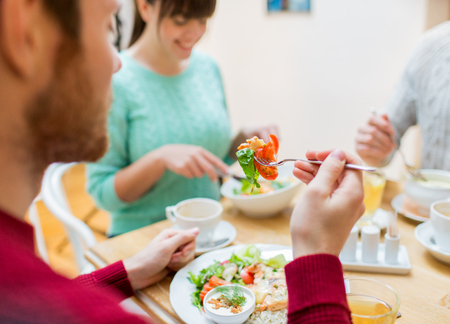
130, 0, 216, 46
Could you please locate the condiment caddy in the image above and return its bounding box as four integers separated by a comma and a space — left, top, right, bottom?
340, 219, 411, 275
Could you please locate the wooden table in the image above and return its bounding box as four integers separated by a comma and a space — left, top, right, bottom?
86, 181, 450, 324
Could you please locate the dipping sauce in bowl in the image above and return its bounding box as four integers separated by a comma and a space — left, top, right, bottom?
204, 285, 255, 324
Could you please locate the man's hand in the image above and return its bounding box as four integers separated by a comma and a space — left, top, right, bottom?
291, 149, 365, 259
356, 114, 396, 166
123, 228, 199, 290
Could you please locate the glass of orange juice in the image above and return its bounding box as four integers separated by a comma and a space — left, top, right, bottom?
359, 170, 386, 226
346, 277, 400, 324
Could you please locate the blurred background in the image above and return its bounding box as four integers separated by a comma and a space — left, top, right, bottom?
117, 0, 450, 181
37, 0, 450, 279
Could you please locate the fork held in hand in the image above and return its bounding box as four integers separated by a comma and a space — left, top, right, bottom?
254, 156, 377, 172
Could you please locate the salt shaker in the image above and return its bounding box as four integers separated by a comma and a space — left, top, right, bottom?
361, 225, 380, 263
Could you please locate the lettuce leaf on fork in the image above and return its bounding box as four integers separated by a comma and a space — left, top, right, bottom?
236, 148, 260, 191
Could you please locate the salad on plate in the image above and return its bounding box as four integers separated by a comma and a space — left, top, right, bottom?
188, 245, 289, 323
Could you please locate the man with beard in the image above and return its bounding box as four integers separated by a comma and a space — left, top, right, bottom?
0, 0, 199, 322
0, 0, 365, 323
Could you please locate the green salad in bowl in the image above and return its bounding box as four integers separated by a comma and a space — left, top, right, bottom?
233, 179, 293, 196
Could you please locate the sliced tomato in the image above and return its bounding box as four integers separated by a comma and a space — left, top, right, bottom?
200, 290, 207, 302
254, 147, 278, 180
209, 275, 231, 288
202, 282, 214, 292
269, 134, 279, 153
240, 267, 254, 285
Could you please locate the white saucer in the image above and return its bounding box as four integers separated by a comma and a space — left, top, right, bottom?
414, 222, 450, 265
170, 220, 236, 254
391, 193, 429, 222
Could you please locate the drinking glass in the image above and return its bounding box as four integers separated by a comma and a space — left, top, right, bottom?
359, 170, 386, 226
346, 277, 400, 324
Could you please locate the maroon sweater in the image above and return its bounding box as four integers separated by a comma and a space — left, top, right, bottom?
0, 209, 350, 323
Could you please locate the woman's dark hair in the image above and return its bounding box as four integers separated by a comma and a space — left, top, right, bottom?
130, 0, 216, 47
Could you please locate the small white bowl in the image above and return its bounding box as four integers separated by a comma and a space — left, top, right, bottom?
404, 169, 450, 216
221, 164, 302, 218
204, 285, 255, 324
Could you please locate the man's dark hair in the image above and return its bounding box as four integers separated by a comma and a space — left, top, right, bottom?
43, 0, 81, 39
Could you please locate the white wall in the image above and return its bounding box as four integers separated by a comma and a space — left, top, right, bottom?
119, 0, 430, 180
196, 0, 428, 180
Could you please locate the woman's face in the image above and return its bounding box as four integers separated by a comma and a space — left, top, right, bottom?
157, 15, 208, 60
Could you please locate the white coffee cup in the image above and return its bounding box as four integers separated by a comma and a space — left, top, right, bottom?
165, 198, 223, 243
430, 199, 450, 253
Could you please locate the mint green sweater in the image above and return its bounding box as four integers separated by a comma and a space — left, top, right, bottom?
87, 51, 232, 236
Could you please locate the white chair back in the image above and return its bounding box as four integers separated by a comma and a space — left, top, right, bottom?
41, 163, 97, 273
28, 194, 49, 264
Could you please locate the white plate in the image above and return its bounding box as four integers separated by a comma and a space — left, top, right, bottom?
171, 220, 237, 254
391, 194, 429, 222
170, 244, 292, 324
414, 222, 450, 265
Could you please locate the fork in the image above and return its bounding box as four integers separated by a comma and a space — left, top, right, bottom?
254, 156, 377, 172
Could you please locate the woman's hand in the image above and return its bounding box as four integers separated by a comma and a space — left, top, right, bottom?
290, 149, 365, 259
123, 228, 199, 290
158, 144, 229, 183
356, 114, 396, 166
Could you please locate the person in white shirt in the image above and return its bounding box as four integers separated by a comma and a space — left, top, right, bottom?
356, 21, 450, 170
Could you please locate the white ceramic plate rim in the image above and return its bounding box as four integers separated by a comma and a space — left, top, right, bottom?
391, 193, 429, 222
169, 244, 292, 324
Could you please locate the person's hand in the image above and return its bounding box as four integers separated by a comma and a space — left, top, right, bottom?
238, 123, 279, 144
123, 228, 199, 290
290, 149, 365, 259
356, 114, 396, 166
157, 145, 229, 183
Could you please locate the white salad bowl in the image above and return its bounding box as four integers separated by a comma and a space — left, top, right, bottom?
204, 285, 255, 324
220, 164, 302, 218
404, 169, 450, 216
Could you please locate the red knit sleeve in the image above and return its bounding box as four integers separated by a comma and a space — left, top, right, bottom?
285, 254, 352, 324
73, 261, 134, 300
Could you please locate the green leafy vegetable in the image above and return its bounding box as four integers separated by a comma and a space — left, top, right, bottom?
188, 261, 224, 289
190, 290, 202, 310
216, 286, 247, 307
263, 254, 287, 269
236, 148, 260, 192
235, 245, 262, 264
233, 179, 291, 195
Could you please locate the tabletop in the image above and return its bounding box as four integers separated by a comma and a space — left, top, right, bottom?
86, 181, 450, 324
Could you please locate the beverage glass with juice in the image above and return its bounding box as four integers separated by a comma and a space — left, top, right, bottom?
346, 277, 400, 324
359, 170, 386, 226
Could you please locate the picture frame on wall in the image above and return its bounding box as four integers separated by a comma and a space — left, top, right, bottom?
268, 0, 311, 12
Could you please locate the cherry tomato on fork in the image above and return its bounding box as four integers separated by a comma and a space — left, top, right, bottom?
254, 134, 279, 180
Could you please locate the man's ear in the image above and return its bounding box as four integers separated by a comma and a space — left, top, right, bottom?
0, 0, 43, 78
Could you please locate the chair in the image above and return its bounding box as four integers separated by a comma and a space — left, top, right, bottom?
41, 163, 150, 317
28, 194, 49, 264
41, 163, 97, 274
